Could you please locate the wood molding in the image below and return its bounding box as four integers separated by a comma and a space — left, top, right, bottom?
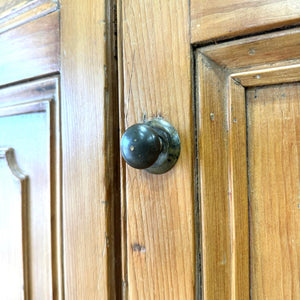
0, 76, 62, 299
200, 28, 300, 69
0, 147, 28, 300
0, 0, 58, 34
196, 28, 300, 299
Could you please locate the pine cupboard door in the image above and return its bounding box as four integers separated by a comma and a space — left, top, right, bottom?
120, 1, 300, 300
0, 0, 118, 299
195, 29, 300, 299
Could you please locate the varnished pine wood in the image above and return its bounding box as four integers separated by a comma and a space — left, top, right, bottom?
60, 0, 119, 299
231, 60, 300, 87
0, 77, 61, 299
200, 28, 300, 69
0, 0, 55, 17
196, 55, 231, 299
191, 0, 300, 43
228, 79, 250, 300
120, 1, 195, 299
196, 27, 300, 300
247, 84, 300, 299
0, 0, 58, 33
0, 11, 59, 86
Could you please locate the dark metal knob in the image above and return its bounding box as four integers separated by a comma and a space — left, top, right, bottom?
120, 118, 180, 174
120, 124, 162, 169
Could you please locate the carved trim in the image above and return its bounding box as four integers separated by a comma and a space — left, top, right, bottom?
0, 99, 49, 118
0, 148, 29, 299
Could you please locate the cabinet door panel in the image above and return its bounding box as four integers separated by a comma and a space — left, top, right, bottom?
0, 77, 62, 299
196, 28, 300, 299
0, 148, 28, 300
247, 83, 300, 299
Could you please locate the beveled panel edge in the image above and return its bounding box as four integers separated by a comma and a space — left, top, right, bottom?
195, 52, 232, 299
0, 0, 59, 34
0, 76, 59, 107
0, 99, 50, 117
198, 27, 300, 69
230, 62, 300, 87
227, 79, 250, 300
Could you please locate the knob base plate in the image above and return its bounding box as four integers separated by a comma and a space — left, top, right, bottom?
145, 118, 180, 174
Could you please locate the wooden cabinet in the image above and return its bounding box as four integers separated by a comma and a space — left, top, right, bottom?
1, 0, 300, 299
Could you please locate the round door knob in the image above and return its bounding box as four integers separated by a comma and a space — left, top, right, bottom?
120, 124, 162, 169
120, 118, 180, 174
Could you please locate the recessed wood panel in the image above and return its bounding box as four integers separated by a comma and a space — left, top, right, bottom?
0, 11, 59, 87
0, 148, 28, 300
247, 83, 300, 299
196, 28, 300, 300
0, 77, 62, 299
191, 0, 300, 43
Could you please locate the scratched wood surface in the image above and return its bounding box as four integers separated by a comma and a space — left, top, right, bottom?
119, 0, 195, 299
191, 0, 300, 43
247, 83, 300, 299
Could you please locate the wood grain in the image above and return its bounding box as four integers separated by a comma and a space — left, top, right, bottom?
0, 11, 59, 87
247, 83, 300, 299
196, 28, 300, 300
0, 0, 58, 33
228, 79, 249, 300
60, 0, 119, 299
0, 148, 28, 300
200, 28, 300, 69
0, 77, 61, 299
120, 0, 194, 299
191, 0, 300, 43
196, 54, 231, 299
231, 61, 300, 87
